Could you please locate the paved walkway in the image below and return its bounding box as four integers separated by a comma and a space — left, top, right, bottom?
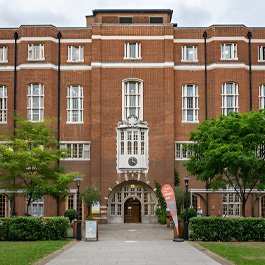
45, 224, 221, 265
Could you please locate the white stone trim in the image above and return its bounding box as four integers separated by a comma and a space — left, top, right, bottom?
91, 62, 174, 68
0, 64, 91, 71
174, 37, 265, 44
0, 38, 92, 44
92, 35, 174, 40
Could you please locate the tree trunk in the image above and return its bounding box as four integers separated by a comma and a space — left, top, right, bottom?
241, 198, 246, 217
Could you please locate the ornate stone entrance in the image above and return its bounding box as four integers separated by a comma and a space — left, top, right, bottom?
108, 181, 158, 224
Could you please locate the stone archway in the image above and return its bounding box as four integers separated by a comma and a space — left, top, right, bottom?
108, 180, 158, 224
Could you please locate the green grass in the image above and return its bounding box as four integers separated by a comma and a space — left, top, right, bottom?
0, 240, 70, 265
199, 242, 265, 265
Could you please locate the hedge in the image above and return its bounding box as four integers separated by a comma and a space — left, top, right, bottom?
189, 217, 265, 241
0, 216, 70, 241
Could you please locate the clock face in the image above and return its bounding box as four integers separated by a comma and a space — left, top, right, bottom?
128, 157, 138, 166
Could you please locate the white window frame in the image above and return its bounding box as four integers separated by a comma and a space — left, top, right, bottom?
0, 47, 8, 63
124, 43, 141, 59
27, 83, 44, 122
175, 141, 194, 160
181, 46, 198, 62
222, 193, 241, 217
258, 46, 265, 62
221, 83, 238, 116
27, 197, 44, 216
67, 46, 84, 62
182, 84, 199, 123
28, 44, 45, 61
259, 84, 265, 109
221, 43, 238, 60
0, 86, 7, 123
67, 85, 84, 123
60, 142, 90, 160
122, 79, 143, 121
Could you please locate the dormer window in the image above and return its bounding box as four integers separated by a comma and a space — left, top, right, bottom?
119, 17, 133, 24
150, 17, 163, 24
124, 43, 141, 59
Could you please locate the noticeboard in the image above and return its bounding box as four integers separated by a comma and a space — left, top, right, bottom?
84, 220, 98, 241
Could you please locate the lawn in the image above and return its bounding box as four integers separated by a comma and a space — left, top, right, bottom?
0, 240, 70, 265
199, 242, 265, 265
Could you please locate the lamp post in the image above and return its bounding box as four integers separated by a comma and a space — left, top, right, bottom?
74, 177, 82, 241
184, 176, 190, 240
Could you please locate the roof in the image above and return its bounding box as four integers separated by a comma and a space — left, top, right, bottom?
91, 9, 173, 20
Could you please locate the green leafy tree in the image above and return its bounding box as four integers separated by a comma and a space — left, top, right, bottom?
173, 186, 190, 214
82, 186, 101, 216
185, 111, 265, 216
0, 118, 67, 215
47, 171, 77, 216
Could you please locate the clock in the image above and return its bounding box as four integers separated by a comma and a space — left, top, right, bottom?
128, 157, 138, 166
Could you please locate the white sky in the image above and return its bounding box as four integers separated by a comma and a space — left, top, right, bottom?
0, 0, 264, 28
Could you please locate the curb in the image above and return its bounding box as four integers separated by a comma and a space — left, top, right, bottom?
188, 241, 234, 265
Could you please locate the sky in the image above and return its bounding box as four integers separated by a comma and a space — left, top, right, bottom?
0, 0, 264, 28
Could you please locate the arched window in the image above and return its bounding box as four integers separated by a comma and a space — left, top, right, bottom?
0, 85, 7, 123
221, 82, 238, 116
27, 83, 44, 122
122, 79, 143, 121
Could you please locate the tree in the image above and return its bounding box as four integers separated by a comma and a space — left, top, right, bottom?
82, 186, 101, 216
47, 170, 77, 216
185, 111, 265, 216
0, 118, 67, 215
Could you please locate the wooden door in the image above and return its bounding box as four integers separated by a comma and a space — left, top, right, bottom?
124, 198, 141, 223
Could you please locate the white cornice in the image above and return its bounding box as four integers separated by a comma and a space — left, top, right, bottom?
91, 62, 174, 68
1, 62, 265, 71
91, 35, 174, 40
174, 37, 265, 44
0, 64, 91, 71
0, 37, 92, 44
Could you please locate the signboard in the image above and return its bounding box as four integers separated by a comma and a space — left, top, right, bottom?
92, 203, 100, 214
85, 220, 98, 240
161, 184, 179, 236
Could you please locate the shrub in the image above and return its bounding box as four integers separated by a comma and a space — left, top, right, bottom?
189, 217, 265, 241
64, 209, 78, 222
156, 208, 167, 224
179, 207, 196, 221
0, 216, 70, 241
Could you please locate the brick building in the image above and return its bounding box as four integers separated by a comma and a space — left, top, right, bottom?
0, 9, 265, 222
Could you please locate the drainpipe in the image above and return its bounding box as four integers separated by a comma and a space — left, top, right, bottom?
11, 31, 19, 216
13, 31, 18, 134
57, 31, 62, 167
203, 30, 209, 216
247, 31, 252, 111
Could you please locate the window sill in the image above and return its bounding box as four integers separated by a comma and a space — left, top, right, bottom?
60, 159, 90, 161
27, 58, 45, 62
0, 61, 8, 64
181, 60, 198, 63
220, 58, 238, 61
175, 158, 189, 161
182, 121, 199, 124
66, 122, 84, 125
123, 57, 142, 60
258, 60, 265, 63
67, 60, 85, 63
0, 122, 7, 124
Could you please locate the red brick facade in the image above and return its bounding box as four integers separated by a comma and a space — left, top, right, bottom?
0, 9, 265, 221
